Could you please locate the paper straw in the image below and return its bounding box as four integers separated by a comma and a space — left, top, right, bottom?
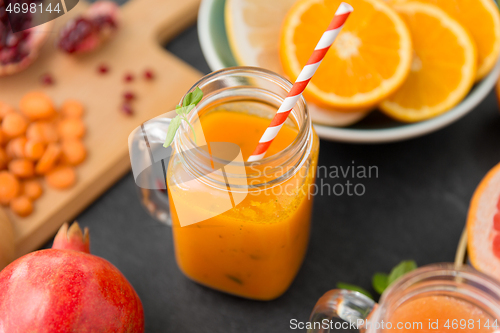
247, 2, 353, 162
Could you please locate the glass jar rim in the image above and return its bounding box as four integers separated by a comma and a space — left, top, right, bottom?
174, 66, 314, 189
374, 263, 500, 323
178, 66, 310, 167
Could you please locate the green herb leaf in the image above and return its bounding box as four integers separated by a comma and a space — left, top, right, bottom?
183, 87, 203, 107
336, 282, 373, 300
165, 87, 203, 148
182, 92, 193, 107
372, 273, 389, 294
184, 104, 195, 115
387, 260, 417, 286
163, 116, 182, 147
190, 87, 203, 105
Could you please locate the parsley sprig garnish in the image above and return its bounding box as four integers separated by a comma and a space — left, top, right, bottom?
163, 87, 203, 148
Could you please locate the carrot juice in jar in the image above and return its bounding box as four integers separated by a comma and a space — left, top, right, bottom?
166, 68, 319, 300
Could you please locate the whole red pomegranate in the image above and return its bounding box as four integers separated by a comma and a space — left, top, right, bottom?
0, 222, 145, 333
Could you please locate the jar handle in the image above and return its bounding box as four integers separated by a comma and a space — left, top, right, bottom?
128, 112, 176, 225
308, 290, 377, 333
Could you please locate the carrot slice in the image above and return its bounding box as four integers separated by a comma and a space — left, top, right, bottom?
35, 143, 61, 175
8, 159, 35, 178
46, 165, 76, 190
0, 102, 15, 120
26, 121, 58, 143
61, 99, 85, 118
0, 171, 20, 205
58, 118, 85, 139
61, 139, 87, 165
5, 136, 27, 159
19, 91, 56, 120
10, 196, 33, 217
24, 140, 45, 160
2, 113, 28, 138
22, 179, 43, 200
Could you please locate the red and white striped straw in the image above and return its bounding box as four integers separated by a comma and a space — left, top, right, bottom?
247, 2, 353, 162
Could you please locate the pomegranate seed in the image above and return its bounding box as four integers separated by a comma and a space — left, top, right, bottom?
123, 91, 135, 101
97, 64, 109, 74
144, 69, 154, 80
124, 73, 134, 83
121, 103, 133, 116
40, 73, 54, 86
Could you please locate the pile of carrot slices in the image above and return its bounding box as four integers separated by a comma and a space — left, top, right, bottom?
0, 92, 87, 217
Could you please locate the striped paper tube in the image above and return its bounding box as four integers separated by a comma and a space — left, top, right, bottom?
247, 2, 353, 162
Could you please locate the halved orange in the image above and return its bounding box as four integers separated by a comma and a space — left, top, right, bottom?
391, 0, 500, 81
468, 162, 500, 280
280, 0, 412, 111
379, 2, 477, 122
226, 0, 296, 74
225, 0, 370, 126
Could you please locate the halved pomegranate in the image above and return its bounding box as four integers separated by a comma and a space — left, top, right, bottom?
58, 1, 119, 54
0, 0, 52, 76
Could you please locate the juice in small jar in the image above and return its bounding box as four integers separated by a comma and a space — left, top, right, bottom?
308, 265, 500, 333
166, 68, 319, 300
388, 295, 495, 333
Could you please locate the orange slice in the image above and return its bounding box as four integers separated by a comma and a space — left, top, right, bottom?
391, 0, 500, 81
226, 0, 296, 74
280, 0, 412, 111
225, 0, 370, 126
379, 2, 477, 122
467, 162, 500, 280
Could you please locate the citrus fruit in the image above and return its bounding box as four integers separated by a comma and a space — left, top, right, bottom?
225, 0, 296, 74
391, 0, 500, 81
309, 105, 369, 126
379, 2, 477, 122
468, 162, 500, 279
280, 0, 412, 111
225, 0, 370, 126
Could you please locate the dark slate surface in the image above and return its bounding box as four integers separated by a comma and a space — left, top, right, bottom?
43, 4, 500, 332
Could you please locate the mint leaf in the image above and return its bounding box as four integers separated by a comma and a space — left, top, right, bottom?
190, 87, 203, 105
387, 260, 417, 285
182, 92, 193, 107
164, 87, 203, 149
182, 87, 203, 107
163, 116, 182, 147
184, 104, 195, 114
372, 273, 389, 294
336, 282, 373, 300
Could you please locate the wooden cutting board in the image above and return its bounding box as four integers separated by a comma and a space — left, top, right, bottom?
0, 0, 202, 257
